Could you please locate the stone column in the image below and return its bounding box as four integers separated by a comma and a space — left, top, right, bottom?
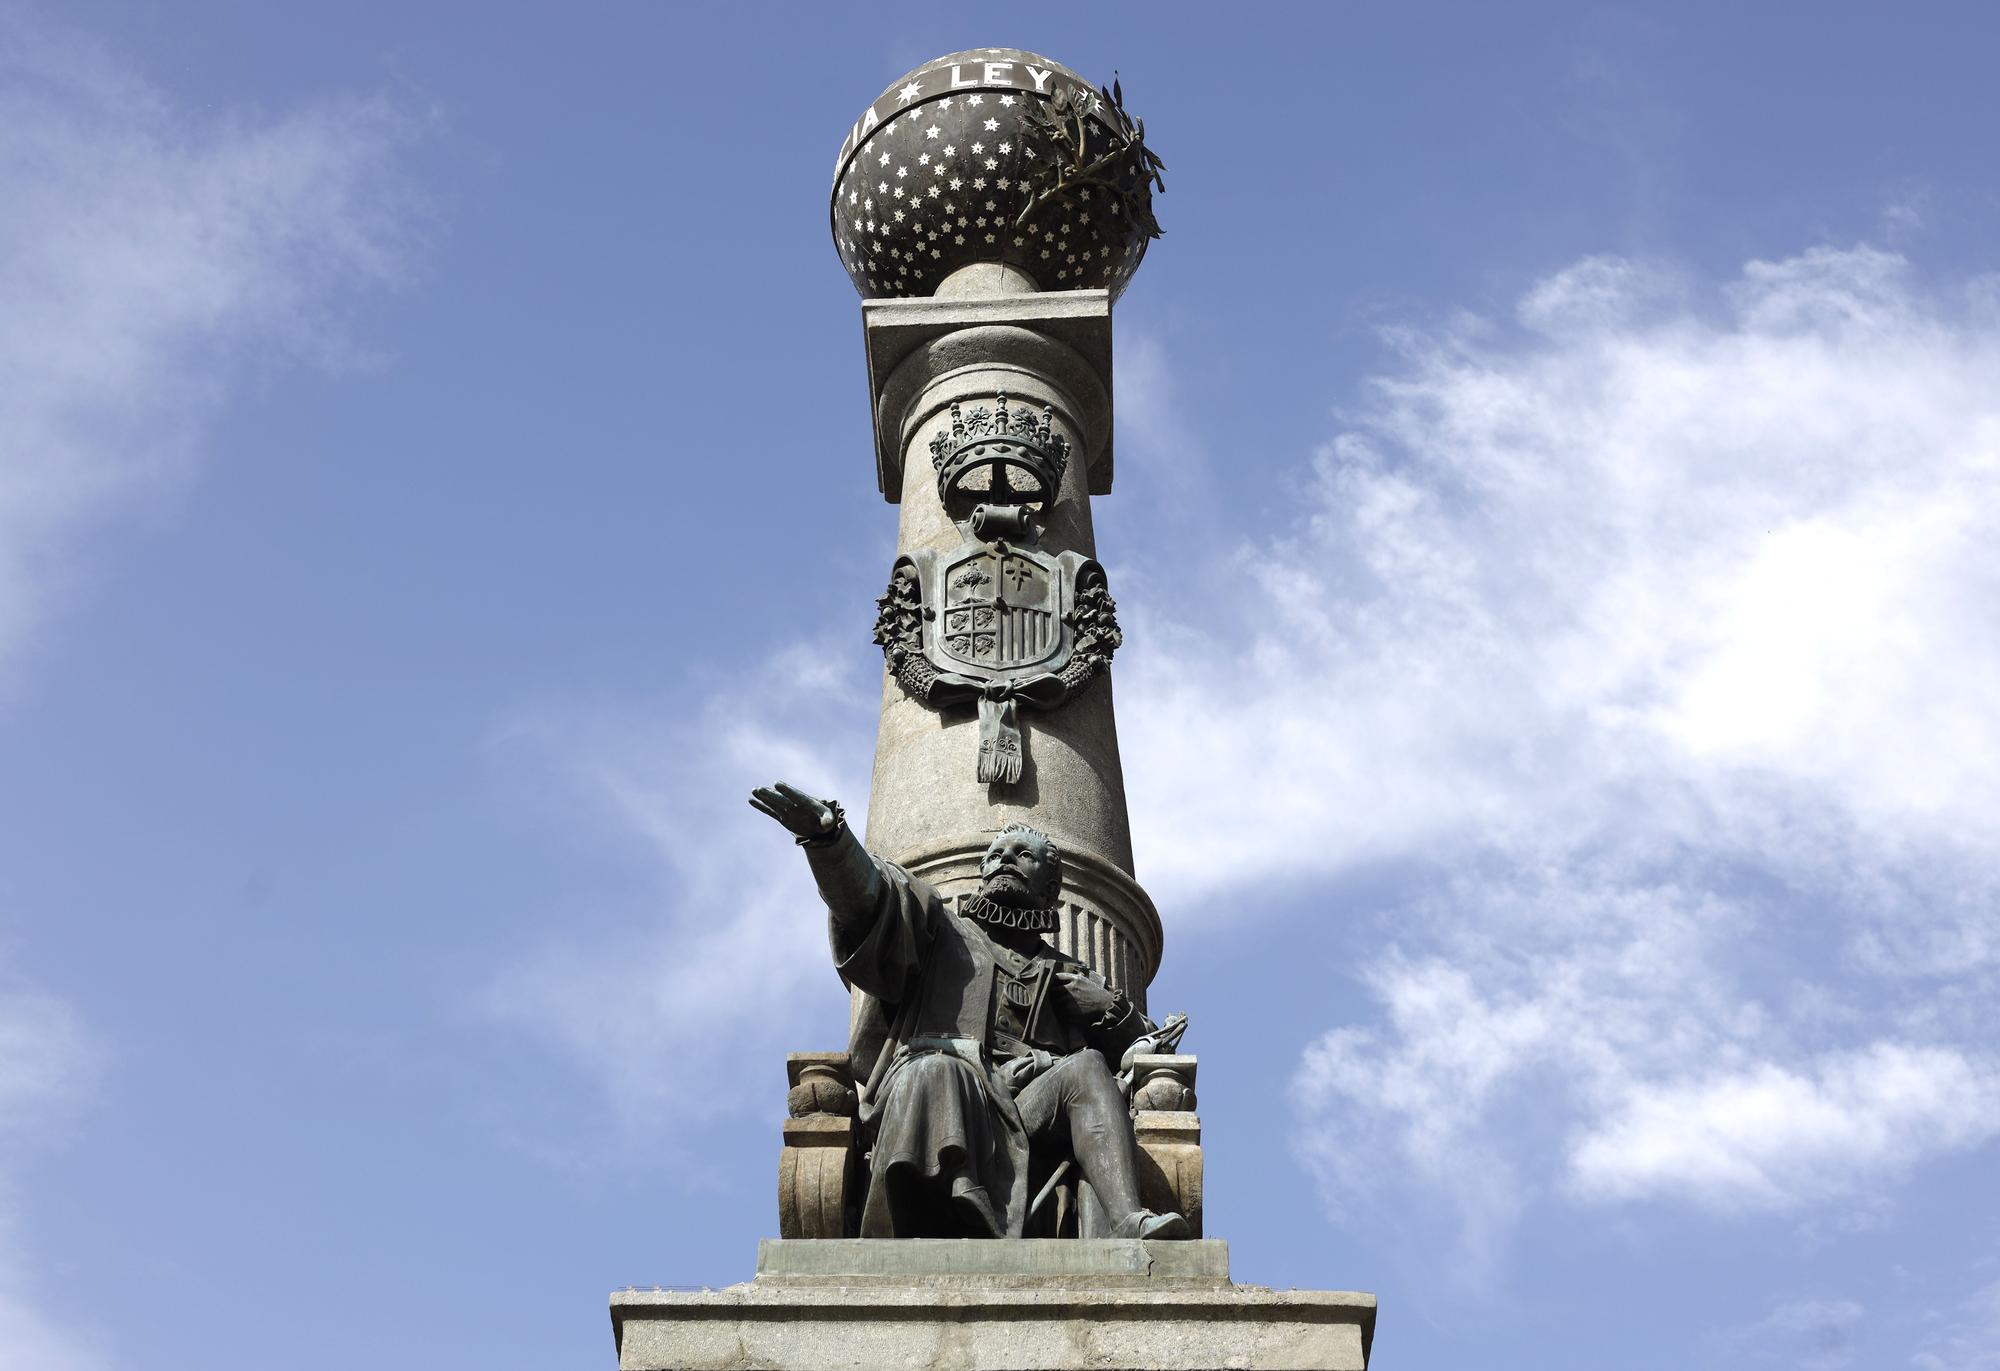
858, 280, 1161, 1007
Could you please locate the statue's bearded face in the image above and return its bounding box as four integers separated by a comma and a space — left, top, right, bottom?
979, 828, 1060, 908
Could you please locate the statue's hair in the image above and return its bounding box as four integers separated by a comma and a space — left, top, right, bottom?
990, 822, 1064, 899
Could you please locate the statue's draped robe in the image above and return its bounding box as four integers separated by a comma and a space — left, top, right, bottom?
831, 857, 1145, 1238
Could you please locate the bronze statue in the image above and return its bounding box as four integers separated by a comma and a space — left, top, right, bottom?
750, 781, 1189, 1240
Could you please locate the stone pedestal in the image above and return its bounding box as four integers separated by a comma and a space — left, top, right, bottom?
611, 1241, 1375, 1371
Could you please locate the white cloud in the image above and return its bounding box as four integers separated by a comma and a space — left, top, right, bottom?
482, 645, 876, 1165
1570, 1044, 2000, 1209
0, 11, 420, 687
1123, 244, 2000, 915
1733, 1297, 1867, 1371
1101, 244, 2000, 1248
0, 970, 103, 1371
1915, 1279, 2000, 1371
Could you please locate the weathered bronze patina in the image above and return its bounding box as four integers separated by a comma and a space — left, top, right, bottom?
749, 781, 1188, 1240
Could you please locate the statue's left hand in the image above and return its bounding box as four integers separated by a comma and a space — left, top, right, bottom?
748, 781, 842, 840
1053, 968, 1121, 1022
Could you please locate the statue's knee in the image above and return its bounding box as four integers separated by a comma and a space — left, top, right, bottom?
1076, 1048, 1117, 1088
1056, 1049, 1121, 1109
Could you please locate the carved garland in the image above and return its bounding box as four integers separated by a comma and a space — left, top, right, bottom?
872, 565, 940, 700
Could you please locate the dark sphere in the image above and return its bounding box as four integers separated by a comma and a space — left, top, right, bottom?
830, 49, 1162, 302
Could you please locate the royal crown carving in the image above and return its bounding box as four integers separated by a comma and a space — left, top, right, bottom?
929, 392, 1071, 510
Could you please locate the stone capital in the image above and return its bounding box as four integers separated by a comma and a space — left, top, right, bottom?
861, 289, 1113, 503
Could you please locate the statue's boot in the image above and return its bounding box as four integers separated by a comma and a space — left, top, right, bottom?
1111, 1208, 1191, 1241
948, 1176, 1004, 1237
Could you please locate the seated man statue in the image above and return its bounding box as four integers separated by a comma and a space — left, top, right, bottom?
751, 781, 1190, 1241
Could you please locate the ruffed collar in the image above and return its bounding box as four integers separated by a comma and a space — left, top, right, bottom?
960, 892, 1059, 933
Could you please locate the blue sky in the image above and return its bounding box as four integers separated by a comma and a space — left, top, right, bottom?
3, 3, 1998, 1368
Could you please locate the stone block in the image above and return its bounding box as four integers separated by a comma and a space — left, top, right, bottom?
1134, 1111, 1203, 1239
753, 1237, 1229, 1281
611, 1239, 1375, 1371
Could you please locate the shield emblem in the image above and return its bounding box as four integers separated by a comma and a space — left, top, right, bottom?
938, 546, 1064, 670
876, 539, 1120, 785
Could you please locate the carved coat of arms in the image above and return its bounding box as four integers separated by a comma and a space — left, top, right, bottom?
874, 536, 1120, 786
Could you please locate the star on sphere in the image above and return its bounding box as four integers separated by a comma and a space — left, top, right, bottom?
879, 151, 890, 167
984, 118, 1000, 131
925, 126, 940, 139
918, 153, 931, 166
984, 200, 996, 211
967, 94, 984, 106
896, 166, 908, 178
971, 142, 984, 154
949, 177, 963, 190
849, 191, 858, 205
985, 233, 997, 243
954, 234, 966, 245
997, 177, 1011, 190
927, 185, 940, 198
999, 94, 1016, 106
998, 142, 1011, 154
897, 81, 923, 102
985, 158, 998, 170
971, 177, 986, 190
943, 145, 956, 157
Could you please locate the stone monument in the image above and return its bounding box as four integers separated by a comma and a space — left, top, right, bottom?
611, 48, 1376, 1371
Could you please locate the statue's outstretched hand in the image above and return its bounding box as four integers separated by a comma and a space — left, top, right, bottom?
748, 781, 842, 841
